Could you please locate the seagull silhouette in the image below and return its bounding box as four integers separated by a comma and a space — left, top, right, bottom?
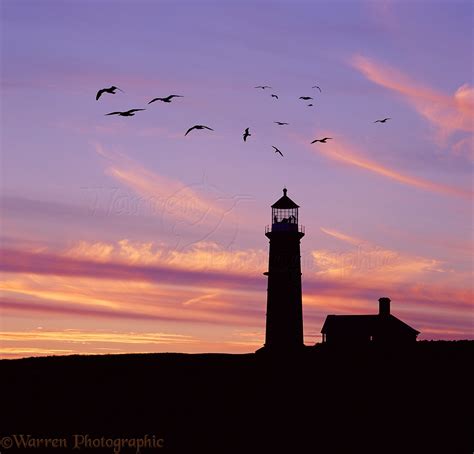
105, 109, 145, 117
311, 137, 333, 143
312, 85, 322, 92
272, 146, 284, 156
255, 85, 272, 89
374, 117, 391, 123
96, 86, 124, 100
271, 94, 279, 99
148, 95, 183, 104
185, 125, 214, 136
243, 128, 251, 142
274, 121, 289, 126
299, 96, 313, 100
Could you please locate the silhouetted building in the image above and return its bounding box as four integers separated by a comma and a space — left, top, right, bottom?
259, 188, 305, 353
321, 297, 420, 345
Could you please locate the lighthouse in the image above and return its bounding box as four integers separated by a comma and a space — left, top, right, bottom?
259, 188, 305, 353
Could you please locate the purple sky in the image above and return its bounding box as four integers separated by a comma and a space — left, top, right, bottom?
1, 0, 472, 358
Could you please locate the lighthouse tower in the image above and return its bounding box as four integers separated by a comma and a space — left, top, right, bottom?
260, 188, 305, 353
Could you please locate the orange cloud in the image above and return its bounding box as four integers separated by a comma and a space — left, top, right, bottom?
311, 136, 472, 198
303, 293, 373, 313
2, 235, 472, 357
313, 228, 445, 283
0, 270, 263, 328
0, 328, 265, 358
311, 247, 442, 284
65, 239, 267, 275
417, 327, 469, 336
1, 329, 195, 344
351, 55, 474, 149
0, 347, 76, 358
306, 230, 473, 327
65, 241, 115, 262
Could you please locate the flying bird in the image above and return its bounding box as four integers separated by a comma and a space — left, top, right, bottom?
255, 85, 272, 89
185, 125, 214, 136
271, 94, 279, 99
96, 86, 124, 100
148, 95, 183, 104
274, 121, 289, 126
312, 85, 322, 92
243, 128, 251, 142
374, 117, 391, 123
311, 137, 333, 144
272, 146, 284, 157
307, 104, 313, 107
105, 109, 145, 117
299, 96, 313, 100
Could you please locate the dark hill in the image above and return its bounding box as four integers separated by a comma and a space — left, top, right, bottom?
1, 341, 472, 454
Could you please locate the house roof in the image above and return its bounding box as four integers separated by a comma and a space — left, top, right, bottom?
321, 314, 420, 335
271, 188, 299, 209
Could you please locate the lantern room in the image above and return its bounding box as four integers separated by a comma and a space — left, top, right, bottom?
270, 188, 300, 232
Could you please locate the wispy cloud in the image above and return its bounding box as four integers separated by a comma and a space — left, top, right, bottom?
315, 227, 445, 283
320, 227, 368, 246
351, 54, 474, 153
94, 143, 253, 250
1, 329, 195, 344
311, 247, 442, 284
0, 244, 269, 292
95, 143, 218, 221
309, 135, 472, 199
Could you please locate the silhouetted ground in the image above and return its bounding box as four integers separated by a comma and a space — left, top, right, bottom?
1, 341, 472, 454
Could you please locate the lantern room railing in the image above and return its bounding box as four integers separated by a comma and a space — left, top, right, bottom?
265, 224, 305, 234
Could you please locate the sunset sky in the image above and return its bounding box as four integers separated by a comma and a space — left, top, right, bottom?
1, 0, 472, 358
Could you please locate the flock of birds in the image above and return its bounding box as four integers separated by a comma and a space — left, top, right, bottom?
96, 84, 391, 157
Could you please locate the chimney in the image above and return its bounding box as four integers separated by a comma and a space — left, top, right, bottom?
379, 297, 391, 316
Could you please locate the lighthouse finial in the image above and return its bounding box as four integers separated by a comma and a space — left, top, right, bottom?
283, 187, 287, 196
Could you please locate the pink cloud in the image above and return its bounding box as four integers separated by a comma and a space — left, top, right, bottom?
92, 143, 254, 251
351, 55, 474, 152
307, 134, 472, 199
1, 245, 471, 318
